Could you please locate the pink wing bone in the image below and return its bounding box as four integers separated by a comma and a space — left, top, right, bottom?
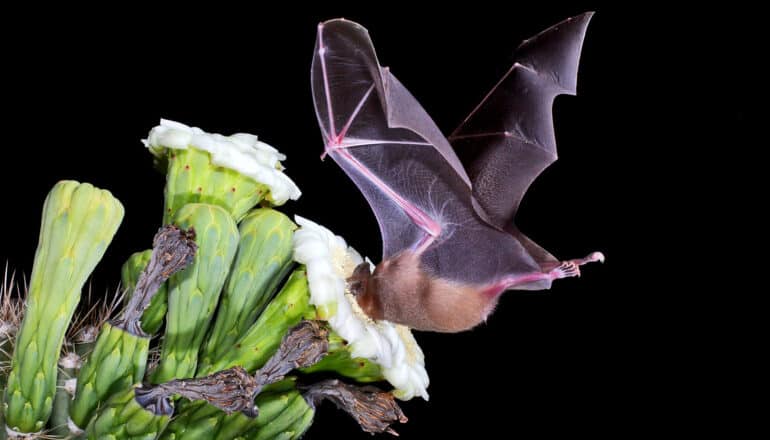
315, 23, 337, 144
335, 148, 442, 247
313, 19, 466, 254
317, 65, 441, 244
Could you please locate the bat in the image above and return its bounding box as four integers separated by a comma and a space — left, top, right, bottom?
311, 13, 603, 332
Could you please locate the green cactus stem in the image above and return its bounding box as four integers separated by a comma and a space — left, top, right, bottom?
3, 180, 124, 433
70, 225, 196, 430
152, 204, 239, 383
158, 386, 308, 440
146, 120, 301, 223
163, 147, 271, 224
197, 268, 311, 376
49, 326, 99, 436
158, 378, 321, 440
160, 318, 403, 438
201, 209, 296, 366
85, 385, 172, 440
160, 321, 328, 440
68, 322, 150, 430
239, 391, 314, 440
49, 370, 75, 437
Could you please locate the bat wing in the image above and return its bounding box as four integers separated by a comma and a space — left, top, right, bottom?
450, 12, 593, 238
311, 19, 542, 285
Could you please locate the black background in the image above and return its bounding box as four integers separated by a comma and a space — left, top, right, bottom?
0, 3, 743, 438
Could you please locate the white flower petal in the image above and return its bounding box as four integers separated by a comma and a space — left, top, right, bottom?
292, 216, 430, 400
144, 119, 301, 205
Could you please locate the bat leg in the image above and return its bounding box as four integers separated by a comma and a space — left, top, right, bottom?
496, 251, 605, 293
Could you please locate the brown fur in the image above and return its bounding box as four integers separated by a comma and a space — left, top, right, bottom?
356, 252, 498, 332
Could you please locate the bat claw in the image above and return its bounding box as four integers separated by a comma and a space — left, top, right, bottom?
587, 251, 605, 263
569, 251, 606, 266
550, 262, 580, 280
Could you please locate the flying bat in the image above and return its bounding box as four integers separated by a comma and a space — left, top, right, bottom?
311, 13, 603, 332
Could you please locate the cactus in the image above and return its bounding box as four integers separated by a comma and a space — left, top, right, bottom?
49, 320, 100, 436
70, 225, 197, 430
201, 209, 296, 366
159, 381, 314, 440
68, 322, 150, 429
3, 181, 123, 433
151, 204, 239, 383
240, 392, 313, 440
197, 269, 311, 376
85, 386, 171, 440
145, 120, 301, 224
1, 121, 418, 439
162, 148, 271, 224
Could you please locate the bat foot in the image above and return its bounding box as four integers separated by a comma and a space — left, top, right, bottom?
550, 251, 605, 280
550, 262, 581, 280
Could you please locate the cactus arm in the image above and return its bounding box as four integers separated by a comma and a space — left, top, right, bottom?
151, 204, 239, 383
163, 148, 270, 224
68, 322, 150, 430
49, 333, 96, 436
85, 385, 171, 440
197, 268, 310, 376
201, 208, 296, 366
3, 181, 123, 433
70, 225, 196, 429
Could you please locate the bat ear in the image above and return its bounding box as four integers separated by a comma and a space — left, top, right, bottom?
516, 11, 594, 94
347, 262, 372, 297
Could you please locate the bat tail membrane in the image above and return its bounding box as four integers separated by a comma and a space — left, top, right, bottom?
450, 12, 593, 231
506, 225, 559, 270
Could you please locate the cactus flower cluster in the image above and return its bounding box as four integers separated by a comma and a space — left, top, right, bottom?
1, 120, 428, 439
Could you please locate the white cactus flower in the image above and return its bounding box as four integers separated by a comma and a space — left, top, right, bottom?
293, 216, 429, 401
143, 119, 301, 205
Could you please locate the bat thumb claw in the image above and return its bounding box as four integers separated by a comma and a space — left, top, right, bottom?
589, 251, 605, 263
